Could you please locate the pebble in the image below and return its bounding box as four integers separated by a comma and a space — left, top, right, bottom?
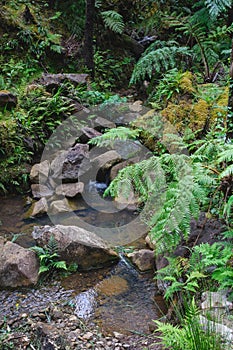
82, 331, 94, 340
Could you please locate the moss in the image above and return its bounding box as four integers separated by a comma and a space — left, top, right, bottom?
160, 84, 229, 133
0, 118, 18, 156
179, 71, 196, 95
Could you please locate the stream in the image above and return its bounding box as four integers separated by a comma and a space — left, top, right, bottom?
0, 194, 166, 336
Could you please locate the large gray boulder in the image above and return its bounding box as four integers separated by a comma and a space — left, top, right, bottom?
32, 225, 119, 270
0, 241, 39, 288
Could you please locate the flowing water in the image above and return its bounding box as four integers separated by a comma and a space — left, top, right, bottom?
0, 194, 166, 335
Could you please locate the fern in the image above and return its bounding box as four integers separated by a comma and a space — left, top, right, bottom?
217, 145, 233, 164
106, 153, 207, 254
46, 234, 59, 255
130, 41, 191, 84
204, 0, 232, 18
30, 235, 67, 276
191, 243, 232, 271
101, 10, 124, 34
88, 126, 140, 148
155, 298, 222, 350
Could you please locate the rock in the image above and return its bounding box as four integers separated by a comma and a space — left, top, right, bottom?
145, 235, 156, 250
0, 241, 39, 288
49, 198, 73, 215
128, 100, 143, 112
199, 315, 233, 343
201, 291, 233, 310
0, 90, 17, 109
110, 157, 139, 181
37, 73, 89, 92
55, 182, 84, 197
92, 117, 116, 131
31, 184, 54, 199
51, 144, 90, 182
79, 127, 102, 143
30, 160, 50, 184
127, 249, 155, 271
114, 192, 138, 211
50, 150, 68, 179
82, 332, 94, 340
91, 150, 121, 172
31, 197, 48, 217
32, 225, 119, 270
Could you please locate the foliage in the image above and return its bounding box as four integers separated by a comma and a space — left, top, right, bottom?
204, 0, 232, 18
150, 69, 196, 106
30, 235, 67, 275
19, 88, 75, 143
94, 50, 134, 90
154, 298, 223, 350
130, 40, 191, 84
156, 256, 206, 300
191, 240, 233, 299
89, 126, 140, 147
101, 10, 124, 34
105, 151, 208, 254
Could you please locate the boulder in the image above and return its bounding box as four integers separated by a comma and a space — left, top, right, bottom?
127, 249, 155, 271
110, 157, 140, 180
49, 198, 73, 215
51, 144, 90, 182
128, 100, 143, 112
201, 291, 233, 310
55, 182, 84, 197
37, 73, 89, 92
32, 225, 119, 270
0, 241, 39, 288
30, 160, 50, 184
0, 90, 17, 109
92, 116, 116, 131
31, 197, 48, 217
90, 150, 121, 171
79, 127, 102, 143
31, 184, 54, 199
114, 192, 138, 211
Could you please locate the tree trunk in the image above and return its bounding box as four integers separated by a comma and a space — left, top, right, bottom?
83, 0, 95, 79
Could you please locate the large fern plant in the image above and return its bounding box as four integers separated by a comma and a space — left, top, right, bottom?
130, 40, 191, 84
155, 298, 223, 350
105, 151, 209, 254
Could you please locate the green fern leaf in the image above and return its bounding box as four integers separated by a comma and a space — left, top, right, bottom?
204, 0, 231, 18
101, 10, 124, 34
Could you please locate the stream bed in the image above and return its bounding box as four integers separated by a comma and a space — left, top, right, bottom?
0, 195, 166, 336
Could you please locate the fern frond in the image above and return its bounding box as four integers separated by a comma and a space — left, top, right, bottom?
220, 164, 233, 178
217, 145, 233, 163
101, 10, 124, 34
204, 0, 231, 18
47, 235, 59, 255
88, 126, 140, 148
130, 44, 191, 84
